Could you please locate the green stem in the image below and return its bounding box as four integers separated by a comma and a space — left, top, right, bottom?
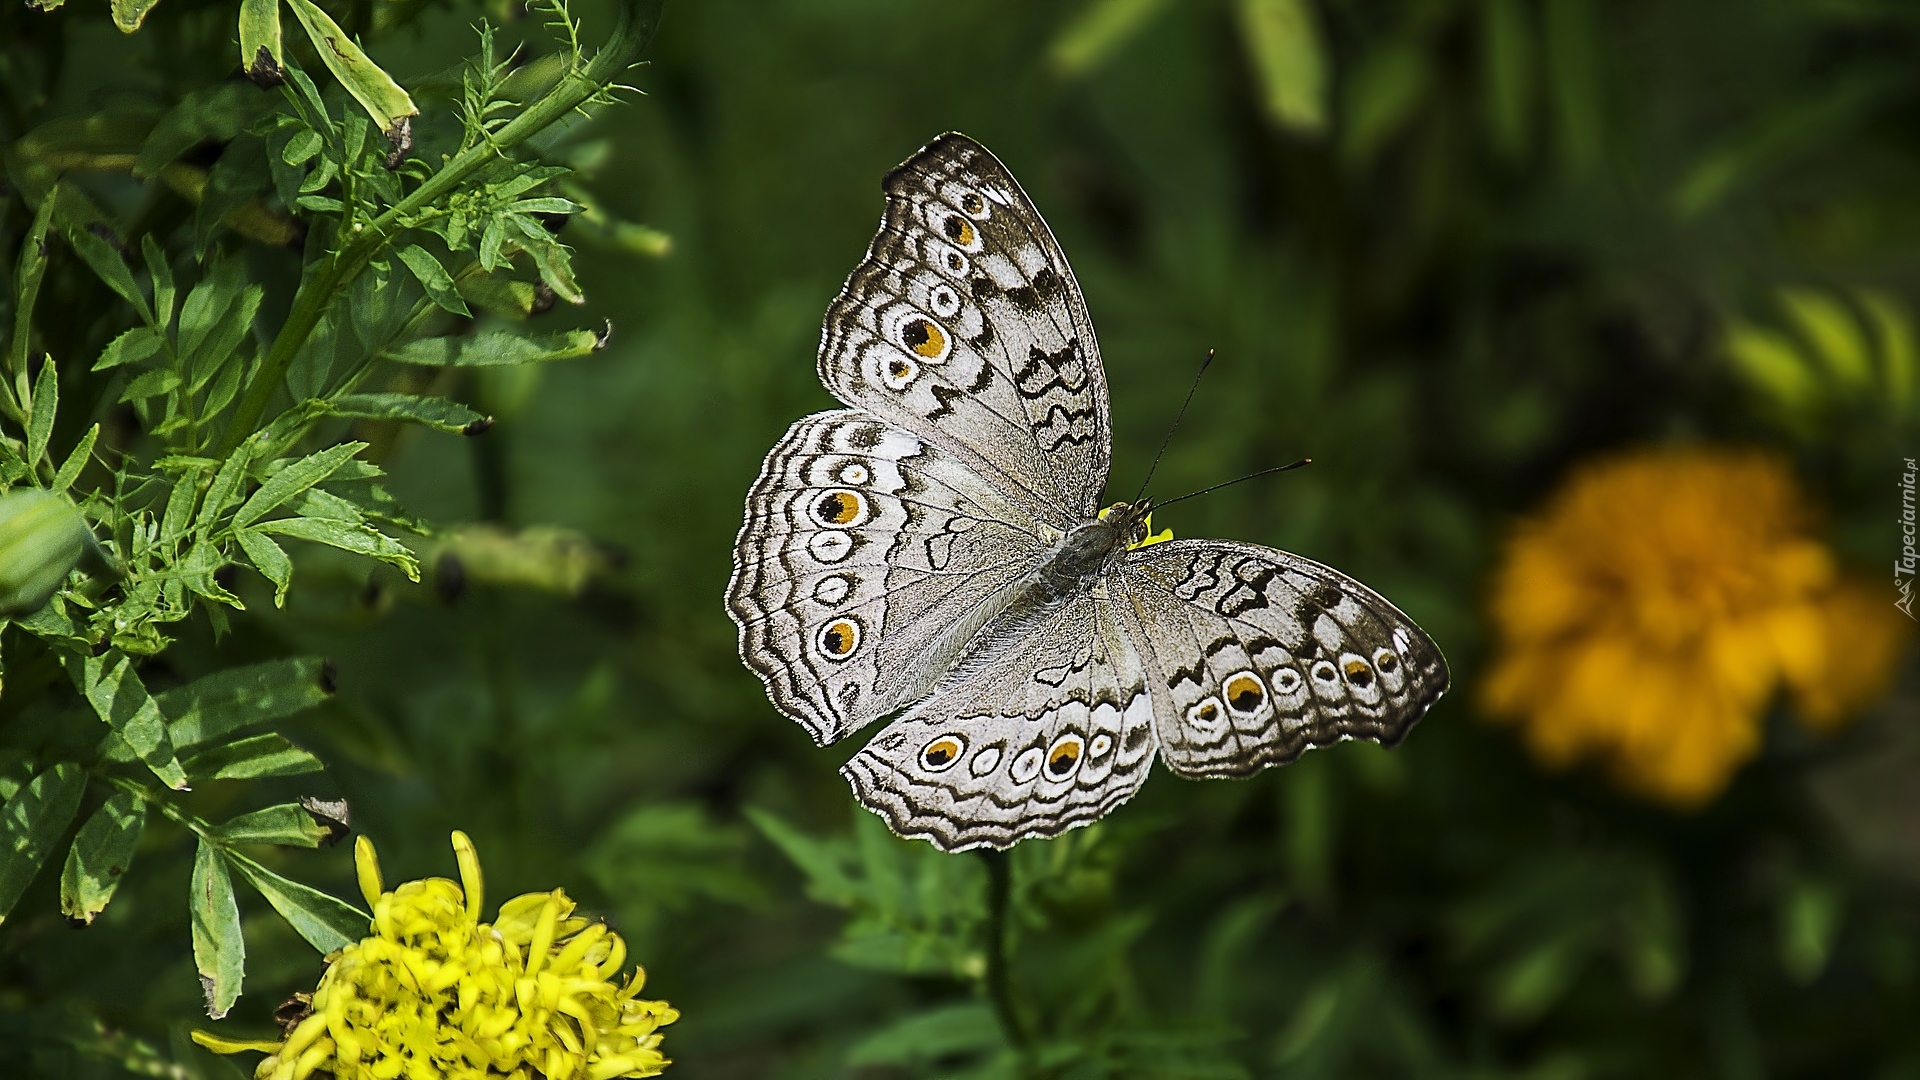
980, 848, 1031, 1055
216, 0, 663, 456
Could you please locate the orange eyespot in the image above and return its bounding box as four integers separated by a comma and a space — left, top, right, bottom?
1224, 673, 1266, 713
942, 215, 975, 246
922, 734, 965, 772
1197, 702, 1219, 722
814, 489, 865, 526
1046, 736, 1082, 777
818, 619, 861, 659
1344, 658, 1374, 688
901, 317, 947, 359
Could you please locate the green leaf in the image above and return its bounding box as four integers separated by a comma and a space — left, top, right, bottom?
385, 327, 605, 367
143, 234, 176, 326
190, 840, 244, 1019
195, 448, 255, 534
196, 139, 274, 258
110, 0, 165, 31
236, 529, 295, 606
65, 224, 154, 325
59, 790, 145, 925
12, 192, 56, 382
0, 762, 87, 923
326, 393, 491, 435
253, 516, 419, 580
1050, 0, 1171, 76
1479, 0, 1534, 159
394, 245, 471, 316
282, 0, 419, 138
50, 424, 99, 494
70, 651, 189, 790
239, 0, 286, 86
118, 367, 182, 404
182, 734, 324, 781
1237, 0, 1328, 135
216, 802, 339, 848
1780, 288, 1872, 389
27, 355, 57, 467
92, 326, 165, 371
225, 851, 368, 954
158, 657, 335, 750
136, 83, 269, 179
847, 1003, 1003, 1067
233, 442, 367, 529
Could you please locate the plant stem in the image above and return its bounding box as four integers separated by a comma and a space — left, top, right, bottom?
215, 0, 664, 456
980, 847, 1031, 1054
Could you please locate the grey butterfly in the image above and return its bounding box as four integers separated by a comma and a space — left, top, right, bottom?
727, 133, 1448, 851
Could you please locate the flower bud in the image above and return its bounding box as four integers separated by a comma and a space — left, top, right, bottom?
0, 489, 90, 617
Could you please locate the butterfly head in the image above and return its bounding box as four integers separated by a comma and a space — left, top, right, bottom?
1098, 502, 1175, 552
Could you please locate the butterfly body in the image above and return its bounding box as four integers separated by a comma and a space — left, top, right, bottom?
728, 134, 1448, 851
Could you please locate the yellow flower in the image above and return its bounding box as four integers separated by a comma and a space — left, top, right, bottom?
193, 831, 677, 1080
1482, 447, 1909, 807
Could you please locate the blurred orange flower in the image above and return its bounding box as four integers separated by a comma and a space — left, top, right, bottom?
1483, 447, 1908, 807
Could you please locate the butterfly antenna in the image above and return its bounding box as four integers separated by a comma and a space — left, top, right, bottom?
1133, 348, 1215, 503
1152, 458, 1312, 511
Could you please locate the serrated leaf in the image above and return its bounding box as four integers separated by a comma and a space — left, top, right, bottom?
69, 651, 189, 790
0, 762, 87, 922
159, 657, 334, 750
195, 448, 254, 534
326, 393, 490, 435
394, 245, 471, 316
65, 224, 154, 325
386, 327, 603, 367
236, 529, 293, 606
60, 790, 145, 925
225, 850, 367, 954
92, 326, 165, 371
27, 356, 57, 467
143, 234, 176, 326
190, 840, 244, 1018
253, 516, 419, 581
232, 442, 366, 529
283, 0, 419, 137
119, 367, 183, 404
51, 424, 99, 493
182, 734, 324, 781
216, 803, 337, 848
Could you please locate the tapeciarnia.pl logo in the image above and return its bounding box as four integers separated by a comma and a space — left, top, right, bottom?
1900, 456, 1917, 620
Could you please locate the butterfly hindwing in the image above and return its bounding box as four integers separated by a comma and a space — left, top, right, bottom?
817, 133, 1110, 526
1114, 540, 1449, 778
841, 590, 1157, 851
727, 410, 1055, 744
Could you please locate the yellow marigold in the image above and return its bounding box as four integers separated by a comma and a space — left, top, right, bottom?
1482, 447, 1909, 807
193, 831, 677, 1080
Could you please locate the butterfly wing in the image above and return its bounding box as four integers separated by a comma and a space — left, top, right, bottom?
727, 410, 1056, 745
1113, 540, 1448, 778
817, 133, 1110, 526
841, 587, 1157, 851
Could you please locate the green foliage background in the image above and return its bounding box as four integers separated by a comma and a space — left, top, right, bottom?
2, 0, 1918, 1077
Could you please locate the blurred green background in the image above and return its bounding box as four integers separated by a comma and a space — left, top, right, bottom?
4, 0, 1919, 1076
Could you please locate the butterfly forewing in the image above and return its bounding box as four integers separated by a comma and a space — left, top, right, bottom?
1114, 540, 1449, 778
817, 133, 1111, 525
727, 410, 1054, 744
841, 589, 1156, 851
